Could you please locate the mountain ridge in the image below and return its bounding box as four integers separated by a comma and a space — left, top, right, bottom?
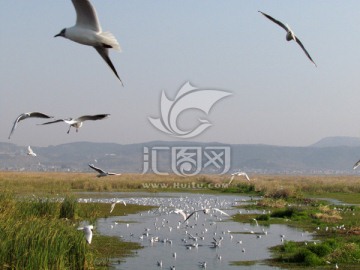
1, 137, 360, 174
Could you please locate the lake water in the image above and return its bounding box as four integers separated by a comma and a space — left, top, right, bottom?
79, 192, 313, 270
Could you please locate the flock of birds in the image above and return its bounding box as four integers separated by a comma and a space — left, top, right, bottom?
8, 0, 122, 150
77, 194, 319, 270
8, 0, 318, 145
6, 1, 342, 268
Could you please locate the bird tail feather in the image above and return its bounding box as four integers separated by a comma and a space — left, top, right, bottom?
100, 31, 121, 51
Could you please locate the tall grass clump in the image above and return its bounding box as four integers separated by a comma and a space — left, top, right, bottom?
60, 195, 78, 219
0, 194, 93, 269
0, 217, 92, 269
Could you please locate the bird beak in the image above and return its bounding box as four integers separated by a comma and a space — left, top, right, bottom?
54, 33, 61, 38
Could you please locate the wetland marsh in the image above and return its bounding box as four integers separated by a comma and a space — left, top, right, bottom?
0, 172, 360, 269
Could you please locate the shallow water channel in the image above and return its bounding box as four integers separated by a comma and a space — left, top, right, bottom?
79, 193, 313, 270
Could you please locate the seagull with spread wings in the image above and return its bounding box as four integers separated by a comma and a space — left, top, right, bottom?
55, 0, 123, 84
258, 11, 317, 67
88, 163, 121, 178
229, 171, 250, 185
77, 225, 94, 244
110, 199, 126, 213
40, 114, 109, 134
184, 208, 229, 223
27, 146, 37, 157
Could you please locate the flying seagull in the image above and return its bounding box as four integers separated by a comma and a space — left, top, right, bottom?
353, 160, 360, 170
110, 199, 126, 213
258, 11, 317, 67
27, 146, 37, 157
40, 114, 110, 134
55, 0, 123, 85
184, 208, 229, 223
229, 171, 250, 185
8, 112, 53, 139
77, 225, 94, 244
88, 163, 121, 177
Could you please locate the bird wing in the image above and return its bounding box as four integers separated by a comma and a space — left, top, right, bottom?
28, 112, 53, 119
239, 172, 250, 181
258, 11, 289, 32
212, 208, 229, 216
8, 112, 53, 139
228, 174, 235, 185
88, 163, 106, 174
184, 210, 202, 222
27, 146, 34, 155
94, 46, 123, 85
84, 227, 93, 244
72, 0, 101, 32
116, 200, 126, 206
110, 202, 116, 213
77, 113, 110, 122
40, 119, 65, 125
8, 114, 25, 139
184, 211, 196, 222
353, 160, 360, 170
174, 209, 187, 220
107, 172, 121, 176
295, 37, 317, 66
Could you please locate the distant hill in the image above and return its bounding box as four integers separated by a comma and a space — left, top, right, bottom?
311, 136, 360, 147
1, 138, 360, 174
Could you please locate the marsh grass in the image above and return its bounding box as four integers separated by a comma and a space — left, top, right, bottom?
2, 171, 360, 268
2, 172, 360, 203
233, 193, 360, 268
0, 193, 152, 269
0, 195, 91, 269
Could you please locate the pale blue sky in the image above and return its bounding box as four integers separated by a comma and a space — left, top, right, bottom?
1, 1, 360, 147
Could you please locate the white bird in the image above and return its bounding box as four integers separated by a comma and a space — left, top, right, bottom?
55, 0, 123, 84
27, 146, 37, 157
184, 208, 229, 223
8, 112, 53, 139
258, 11, 317, 67
40, 114, 110, 133
78, 225, 94, 244
199, 261, 207, 268
110, 199, 126, 213
353, 160, 360, 170
252, 218, 259, 227
172, 208, 187, 220
88, 163, 121, 178
157, 260, 163, 267
229, 171, 250, 184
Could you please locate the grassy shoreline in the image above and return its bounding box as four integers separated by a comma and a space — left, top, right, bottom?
1, 171, 360, 203
1, 171, 360, 269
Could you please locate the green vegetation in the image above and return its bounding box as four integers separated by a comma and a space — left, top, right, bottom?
1, 171, 360, 269
0, 193, 153, 269
232, 191, 360, 268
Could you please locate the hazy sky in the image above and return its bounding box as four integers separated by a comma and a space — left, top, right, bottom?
1, 1, 360, 147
